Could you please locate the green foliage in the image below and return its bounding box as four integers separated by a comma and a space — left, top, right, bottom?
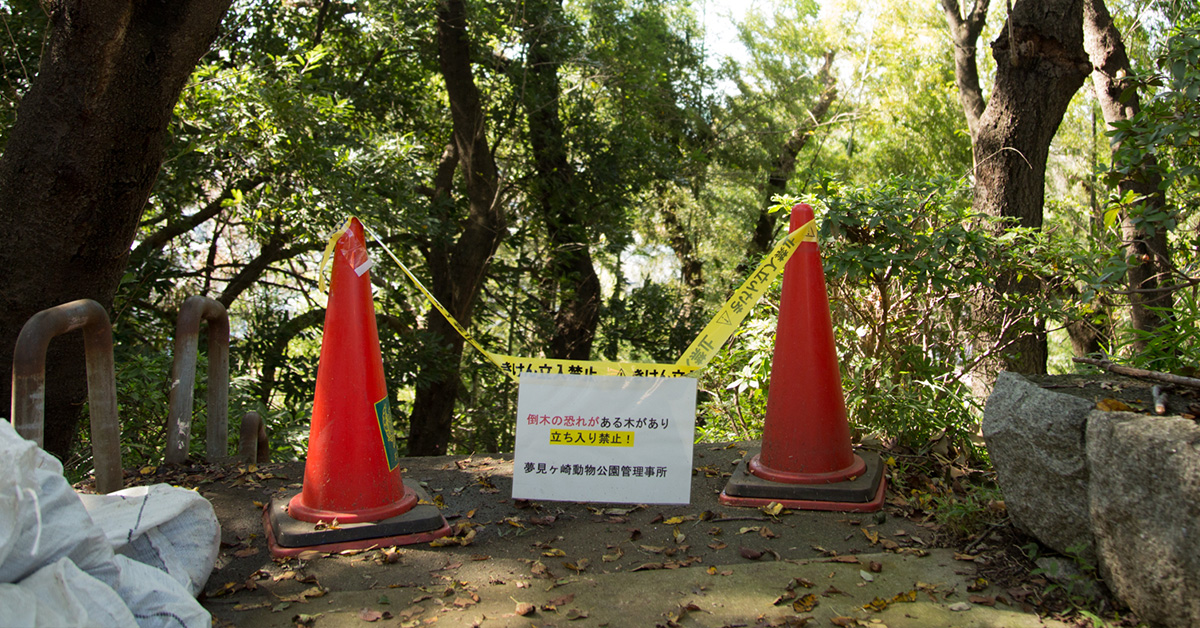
699, 177, 1081, 450
1076, 16, 1200, 368
930, 482, 1004, 538
1025, 541, 1106, 611
10, 0, 1200, 471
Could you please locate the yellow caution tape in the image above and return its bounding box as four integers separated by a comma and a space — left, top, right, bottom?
675, 220, 813, 370
317, 217, 354, 293
354, 218, 815, 382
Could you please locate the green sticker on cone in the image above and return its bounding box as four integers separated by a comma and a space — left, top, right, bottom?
375, 397, 400, 470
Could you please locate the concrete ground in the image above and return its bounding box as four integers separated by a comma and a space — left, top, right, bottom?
198, 442, 1067, 627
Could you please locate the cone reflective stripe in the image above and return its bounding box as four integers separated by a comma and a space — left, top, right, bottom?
264, 218, 449, 556
720, 204, 885, 512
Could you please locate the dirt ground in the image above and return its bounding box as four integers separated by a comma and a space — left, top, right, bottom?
116, 435, 1131, 627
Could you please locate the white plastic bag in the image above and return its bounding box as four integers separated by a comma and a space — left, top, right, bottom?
0, 420, 217, 627
80, 483, 221, 596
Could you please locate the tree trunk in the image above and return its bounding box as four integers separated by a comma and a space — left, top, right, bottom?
745, 51, 837, 263
408, 0, 505, 456
943, 0, 1090, 390
940, 0, 991, 139
973, 0, 1090, 377
659, 194, 704, 302
520, 0, 600, 361
0, 0, 231, 460
1083, 0, 1172, 353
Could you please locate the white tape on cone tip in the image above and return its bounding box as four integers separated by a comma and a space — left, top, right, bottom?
354, 259, 374, 277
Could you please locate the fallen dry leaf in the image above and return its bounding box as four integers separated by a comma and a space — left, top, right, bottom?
515, 602, 535, 616
790, 577, 815, 590
548, 593, 575, 607
292, 613, 320, 627
282, 586, 326, 603
739, 547, 763, 560
862, 597, 889, 612
1096, 398, 1132, 412
772, 591, 795, 606
792, 593, 818, 613
357, 608, 390, 622
601, 546, 624, 562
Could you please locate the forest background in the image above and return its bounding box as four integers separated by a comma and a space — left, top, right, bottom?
0, 0, 1196, 481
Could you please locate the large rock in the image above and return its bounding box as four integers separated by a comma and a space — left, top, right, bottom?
982, 372, 1096, 561
1087, 411, 1200, 628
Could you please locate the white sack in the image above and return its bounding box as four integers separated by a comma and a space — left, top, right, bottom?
80, 484, 221, 596
0, 419, 217, 628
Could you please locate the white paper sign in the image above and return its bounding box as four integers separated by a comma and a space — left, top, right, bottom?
512, 373, 697, 504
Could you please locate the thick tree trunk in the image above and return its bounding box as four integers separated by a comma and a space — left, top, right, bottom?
1083, 0, 1172, 353
943, 0, 1090, 390
521, 0, 600, 361
971, 0, 1090, 377
0, 0, 231, 460
408, 0, 505, 456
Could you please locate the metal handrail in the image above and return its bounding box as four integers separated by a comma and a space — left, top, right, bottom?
165, 296, 230, 464
11, 299, 122, 493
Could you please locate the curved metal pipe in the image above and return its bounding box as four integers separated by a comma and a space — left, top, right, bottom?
11, 299, 122, 493
165, 296, 230, 464
238, 410, 271, 464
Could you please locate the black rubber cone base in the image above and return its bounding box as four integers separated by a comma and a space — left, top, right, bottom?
264, 479, 450, 557
719, 450, 886, 512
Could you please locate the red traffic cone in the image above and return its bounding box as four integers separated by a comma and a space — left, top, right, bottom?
264, 218, 449, 556
720, 204, 885, 512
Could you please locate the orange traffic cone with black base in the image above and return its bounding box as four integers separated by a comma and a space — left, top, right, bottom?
264, 218, 450, 557
720, 204, 885, 512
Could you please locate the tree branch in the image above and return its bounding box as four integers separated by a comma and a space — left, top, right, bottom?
1073, 357, 1200, 390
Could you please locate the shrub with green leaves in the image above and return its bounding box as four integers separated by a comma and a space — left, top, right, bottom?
699, 176, 1079, 451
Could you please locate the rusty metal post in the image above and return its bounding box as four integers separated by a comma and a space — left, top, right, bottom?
11, 299, 122, 493
238, 411, 271, 464
165, 296, 230, 464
